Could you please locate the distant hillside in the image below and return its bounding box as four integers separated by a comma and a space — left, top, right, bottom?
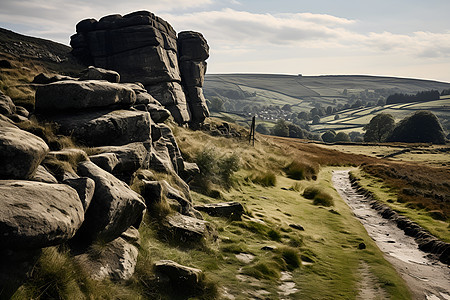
0, 27, 83, 74
204, 73, 450, 111
204, 74, 450, 133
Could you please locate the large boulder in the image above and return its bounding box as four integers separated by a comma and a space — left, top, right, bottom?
76, 161, 146, 243
154, 260, 203, 291
162, 213, 216, 246
0, 180, 84, 249
92, 142, 151, 174
178, 31, 210, 124
75, 227, 139, 281
146, 81, 190, 124
35, 80, 136, 112
49, 109, 151, 147
70, 11, 208, 125
0, 121, 49, 179
177, 31, 209, 62
194, 202, 244, 220
78, 66, 120, 83
0, 90, 16, 116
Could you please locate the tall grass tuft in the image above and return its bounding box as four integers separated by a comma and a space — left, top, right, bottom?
249, 171, 277, 187
285, 160, 319, 180
303, 186, 334, 206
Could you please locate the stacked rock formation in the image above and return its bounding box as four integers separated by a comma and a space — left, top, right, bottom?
178, 31, 210, 125
0, 66, 216, 297
70, 11, 209, 126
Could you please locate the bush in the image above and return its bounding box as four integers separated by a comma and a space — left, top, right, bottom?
303, 186, 321, 199
313, 192, 334, 207
303, 186, 334, 206
250, 171, 277, 187
285, 161, 318, 180
278, 247, 301, 271
194, 147, 241, 192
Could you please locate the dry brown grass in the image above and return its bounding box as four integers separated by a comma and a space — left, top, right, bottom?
267, 135, 449, 220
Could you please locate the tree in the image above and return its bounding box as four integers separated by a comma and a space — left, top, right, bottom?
363, 113, 395, 142
321, 130, 336, 143
272, 119, 289, 137
387, 111, 446, 144
312, 115, 320, 124
255, 124, 269, 134
335, 132, 351, 142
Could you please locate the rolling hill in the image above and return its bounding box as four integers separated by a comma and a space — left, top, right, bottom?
204, 74, 450, 134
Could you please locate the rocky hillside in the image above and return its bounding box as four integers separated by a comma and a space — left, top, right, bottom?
0, 11, 220, 299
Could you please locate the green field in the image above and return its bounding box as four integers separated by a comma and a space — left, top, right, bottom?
204, 74, 450, 134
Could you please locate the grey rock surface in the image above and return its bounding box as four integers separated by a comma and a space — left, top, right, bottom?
78, 66, 120, 83
35, 80, 135, 112
76, 227, 139, 281
51, 109, 151, 147
0, 121, 49, 179
0, 180, 84, 249
76, 161, 146, 242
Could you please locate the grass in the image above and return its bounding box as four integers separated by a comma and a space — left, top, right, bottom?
351, 168, 450, 243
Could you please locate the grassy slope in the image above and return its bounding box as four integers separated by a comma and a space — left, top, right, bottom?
173, 125, 412, 299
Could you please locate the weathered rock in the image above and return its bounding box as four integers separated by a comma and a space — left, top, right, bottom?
92, 142, 151, 174
75, 227, 139, 281
125, 83, 172, 123
140, 179, 163, 206
146, 81, 190, 124
185, 86, 210, 124
32, 73, 75, 84
150, 141, 176, 173
15, 106, 29, 118
0, 180, 84, 249
0, 248, 42, 299
194, 202, 244, 220
177, 31, 209, 62
35, 80, 136, 112
76, 161, 146, 243
154, 260, 203, 290
0, 121, 49, 179
89, 152, 119, 173
63, 177, 95, 211
179, 60, 207, 87
32, 165, 58, 183
178, 31, 210, 125
47, 148, 88, 163
50, 109, 151, 147
289, 224, 305, 231
78, 66, 120, 83
161, 180, 192, 214
162, 213, 216, 245
0, 90, 16, 116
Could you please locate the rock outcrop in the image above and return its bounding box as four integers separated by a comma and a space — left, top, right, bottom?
0, 12, 214, 290
70, 11, 210, 126
0, 180, 84, 249
0, 120, 49, 179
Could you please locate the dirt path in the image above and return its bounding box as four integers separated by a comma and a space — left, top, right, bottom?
332, 170, 450, 300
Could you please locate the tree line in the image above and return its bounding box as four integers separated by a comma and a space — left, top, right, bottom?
386, 90, 440, 104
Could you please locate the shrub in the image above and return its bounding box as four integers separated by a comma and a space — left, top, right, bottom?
313, 192, 334, 207
285, 161, 318, 180
303, 186, 321, 199
278, 247, 301, 271
303, 186, 334, 206
250, 171, 277, 187
193, 147, 241, 193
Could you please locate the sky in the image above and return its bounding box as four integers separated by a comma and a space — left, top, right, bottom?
1, 0, 450, 82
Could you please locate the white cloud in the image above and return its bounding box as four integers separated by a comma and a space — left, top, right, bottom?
164, 9, 450, 60
0, 0, 213, 43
